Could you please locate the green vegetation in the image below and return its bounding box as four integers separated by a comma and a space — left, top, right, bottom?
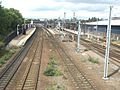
0, 2, 24, 41
0, 2, 23, 66
44, 57, 62, 76
0, 48, 16, 67
81, 17, 103, 23
0, 41, 5, 47
46, 84, 65, 90
88, 56, 99, 64
80, 57, 87, 62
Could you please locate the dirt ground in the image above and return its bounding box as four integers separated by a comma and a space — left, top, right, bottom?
37, 35, 76, 90
0, 31, 119, 90
38, 34, 120, 90
61, 40, 120, 90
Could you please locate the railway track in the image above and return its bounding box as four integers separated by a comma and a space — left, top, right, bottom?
0, 28, 37, 90
80, 38, 120, 67
45, 28, 96, 90
14, 29, 43, 90
0, 27, 44, 90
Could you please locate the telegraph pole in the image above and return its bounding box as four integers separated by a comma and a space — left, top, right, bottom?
76, 20, 81, 52
103, 6, 112, 79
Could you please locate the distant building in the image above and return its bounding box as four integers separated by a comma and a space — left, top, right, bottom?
85, 19, 120, 40
85, 19, 120, 34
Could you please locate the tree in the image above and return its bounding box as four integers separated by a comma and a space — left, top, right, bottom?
0, 3, 24, 40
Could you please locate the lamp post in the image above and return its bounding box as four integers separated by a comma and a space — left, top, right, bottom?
17, 24, 19, 36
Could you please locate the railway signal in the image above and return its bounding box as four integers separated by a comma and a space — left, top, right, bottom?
103, 6, 113, 80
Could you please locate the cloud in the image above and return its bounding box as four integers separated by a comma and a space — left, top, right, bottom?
1, 0, 120, 19
79, 5, 107, 12
33, 6, 62, 11
56, 0, 115, 4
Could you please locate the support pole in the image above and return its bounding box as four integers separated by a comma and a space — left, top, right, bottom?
76, 20, 81, 52
103, 6, 112, 80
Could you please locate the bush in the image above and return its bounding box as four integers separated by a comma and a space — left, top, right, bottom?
44, 64, 55, 76
0, 41, 5, 47
46, 84, 65, 90
0, 48, 16, 66
88, 56, 99, 64
0, 60, 5, 65
44, 58, 62, 76
48, 57, 57, 66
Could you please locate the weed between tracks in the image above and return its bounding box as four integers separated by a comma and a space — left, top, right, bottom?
88, 56, 99, 64
45, 83, 65, 90
81, 55, 99, 64
44, 55, 62, 76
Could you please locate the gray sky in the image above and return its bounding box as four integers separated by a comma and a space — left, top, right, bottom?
1, 0, 120, 19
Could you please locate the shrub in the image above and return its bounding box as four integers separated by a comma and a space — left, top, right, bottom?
46, 84, 65, 90
44, 64, 55, 76
0, 48, 16, 66
0, 41, 5, 47
44, 57, 62, 76
0, 60, 5, 65
88, 56, 99, 64
48, 58, 57, 66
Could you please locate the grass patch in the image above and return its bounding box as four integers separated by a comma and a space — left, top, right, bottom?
46, 84, 65, 90
88, 56, 99, 64
0, 41, 5, 47
44, 56, 62, 76
0, 48, 16, 67
80, 57, 87, 62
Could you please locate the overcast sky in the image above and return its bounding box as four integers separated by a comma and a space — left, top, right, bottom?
1, 0, 120, 19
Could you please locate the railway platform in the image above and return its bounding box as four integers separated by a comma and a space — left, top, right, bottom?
9, 27, 36, 47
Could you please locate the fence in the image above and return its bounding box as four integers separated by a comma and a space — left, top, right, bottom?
4, 28, 28, 46
4, 25, 33, 46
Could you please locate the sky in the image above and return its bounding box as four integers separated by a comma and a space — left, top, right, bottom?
1, 0, 120, 19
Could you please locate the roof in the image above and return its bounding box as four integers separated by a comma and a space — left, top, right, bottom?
86, 19, 120, 26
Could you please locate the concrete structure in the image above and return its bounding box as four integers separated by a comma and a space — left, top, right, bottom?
9, 28, 36, 47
